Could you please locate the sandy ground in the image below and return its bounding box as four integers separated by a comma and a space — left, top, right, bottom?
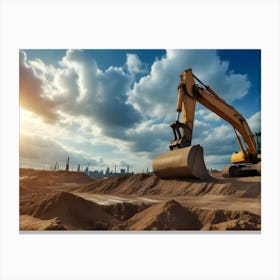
20, 169, 261, 231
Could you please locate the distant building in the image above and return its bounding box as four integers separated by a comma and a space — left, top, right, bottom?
105, 167, 110, 176
89, 170, 104, 178
83, 163, 135, 179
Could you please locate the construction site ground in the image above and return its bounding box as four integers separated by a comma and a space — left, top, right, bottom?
19, 169, 261, 231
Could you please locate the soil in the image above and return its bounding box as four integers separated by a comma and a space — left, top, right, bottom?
19, 169, 261, 231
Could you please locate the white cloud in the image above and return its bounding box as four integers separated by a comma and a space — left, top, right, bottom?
196, 108, 221, 122
192, 123, 235, 156
203, 124, 233, 142
128, 49, 251, 121
126, 53, 146, 75
125, 120, 170, 156
247, 111, 261, 132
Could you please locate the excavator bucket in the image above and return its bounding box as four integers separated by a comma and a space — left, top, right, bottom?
152, 145, 212, 180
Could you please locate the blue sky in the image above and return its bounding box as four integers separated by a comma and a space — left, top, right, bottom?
20, 49, 261, 172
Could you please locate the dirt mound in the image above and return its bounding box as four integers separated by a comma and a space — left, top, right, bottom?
19, 191, 261, 231
201, 218, 261, 230
20, 215, 66, 230
21, 191, 118, 230
113, 201, 260, 230
102, 202, 150, 221
195, 209, 261, 230
78, 174, 151, 194
118, 199, 202, 230
20, 168, 40, 177
20, 169, 94, 191
77, 174, 260, 198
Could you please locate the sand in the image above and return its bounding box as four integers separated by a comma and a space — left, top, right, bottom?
118, 200, 203, 230
21, 191, 118, 230
75, 173, 260, 198
20, 168, 261, 231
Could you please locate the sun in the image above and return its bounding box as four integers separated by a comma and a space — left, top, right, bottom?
19, 107, 44, 137
20, 107, 32, 120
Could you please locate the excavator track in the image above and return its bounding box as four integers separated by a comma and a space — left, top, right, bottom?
221, 162, 261, 178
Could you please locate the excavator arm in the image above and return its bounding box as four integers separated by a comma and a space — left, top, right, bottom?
153, 68, 261, 179
172, 69, 258, 163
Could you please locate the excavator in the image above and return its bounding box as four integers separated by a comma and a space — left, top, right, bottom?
152, 69, 261, 179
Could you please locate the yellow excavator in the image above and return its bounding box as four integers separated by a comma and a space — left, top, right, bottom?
152, 69, 261, 179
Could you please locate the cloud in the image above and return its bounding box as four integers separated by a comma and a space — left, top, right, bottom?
125, 120, 171, 157
202, 113, 261, 169
247, 111, 261, 132
119, 160, 130, 167
19, 51, 60, 123
126, 53, 146, 75
58, 50, 142, 134
193, 123, 235, 156
90, 66, 141, 137
192, 109, 261, 159
128, 50, 251, 121
196, 108, 221, 122
20, 133, 98, 169
20, 50, 142, 138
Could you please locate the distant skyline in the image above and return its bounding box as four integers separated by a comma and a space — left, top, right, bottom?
20, 49, 261, 172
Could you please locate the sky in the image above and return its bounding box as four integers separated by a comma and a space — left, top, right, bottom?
19, 49, 261, 173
